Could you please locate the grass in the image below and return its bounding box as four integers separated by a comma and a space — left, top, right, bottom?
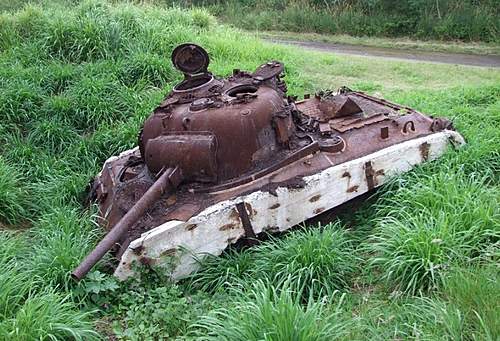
190, 280, 351, 340
189, 223, 360, 300
0, 0, 498, 339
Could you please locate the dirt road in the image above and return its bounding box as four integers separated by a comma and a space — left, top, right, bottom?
266, 38, 500, 68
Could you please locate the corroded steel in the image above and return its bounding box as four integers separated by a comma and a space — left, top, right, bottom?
74, 43, 457, 280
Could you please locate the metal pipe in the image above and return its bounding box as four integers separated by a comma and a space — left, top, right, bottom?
72, 167, 177, 281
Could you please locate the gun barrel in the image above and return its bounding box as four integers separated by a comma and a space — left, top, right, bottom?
72, 167, 177, 281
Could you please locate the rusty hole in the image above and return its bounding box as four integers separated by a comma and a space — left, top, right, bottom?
185, 223, 197, 231
182, 117, 191, 130
347, 185, 359, 193
420, 142, 430, 161
269, 203, 280, 209
342, 171, 351, 178
314, 207, 325, 214
219, 223, 237, 231
309, 194, 321, 202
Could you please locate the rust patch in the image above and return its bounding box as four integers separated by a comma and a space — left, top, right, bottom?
219, 223, 237, 231
139, 257, 154, 266
245, 202, 257, 217
420, 142, 430, 161
185, 223, 197, 231
347, 185, 359, 193
342, 171, 351, 178
160, 248, 177, 257
132, 244, 144, 255
165, 194, 177, 206
309, 194, 321, 202
314, 207, 325, 214
229, 208, 240, 221
269, 203, 281, 209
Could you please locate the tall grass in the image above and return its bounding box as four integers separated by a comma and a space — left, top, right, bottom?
0, 232, 98, 340
190, 280, 351, 340
189, 222, 360, 300
184, 0, 499, 42
368, 170, 498, 295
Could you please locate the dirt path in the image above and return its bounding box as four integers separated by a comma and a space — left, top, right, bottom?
266, 38, 500, 68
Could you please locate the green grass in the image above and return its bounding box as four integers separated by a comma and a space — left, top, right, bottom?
189, 223, 360, 300
190, 280, 351, 340
0, 0, 498, 339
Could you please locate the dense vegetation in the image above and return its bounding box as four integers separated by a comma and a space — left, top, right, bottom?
188, 0, 500, 43
0, 0, 498, 339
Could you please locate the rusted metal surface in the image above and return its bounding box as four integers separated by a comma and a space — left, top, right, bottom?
76, 43, 461, 280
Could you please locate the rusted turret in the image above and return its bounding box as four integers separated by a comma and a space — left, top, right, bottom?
73, 44, 464, 281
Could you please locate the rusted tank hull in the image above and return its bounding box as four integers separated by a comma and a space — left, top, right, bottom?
75, 44, 466, 280
95, 130, 464, 280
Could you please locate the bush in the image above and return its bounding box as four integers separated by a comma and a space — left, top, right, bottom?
190, 0, 500, 42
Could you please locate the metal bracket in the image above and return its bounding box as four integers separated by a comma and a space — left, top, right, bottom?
364, 161, 376, 190
235, 202, 257, 240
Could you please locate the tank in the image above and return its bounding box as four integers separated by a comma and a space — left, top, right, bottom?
72, 43, 465, 281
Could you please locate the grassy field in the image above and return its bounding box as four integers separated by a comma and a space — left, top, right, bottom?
0, 1, 499, 340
